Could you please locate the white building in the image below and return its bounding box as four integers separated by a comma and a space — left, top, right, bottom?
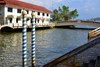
0, 0, 52, 28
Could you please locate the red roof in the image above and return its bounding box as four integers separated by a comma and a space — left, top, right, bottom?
0, 0, 52, 13
0, 0, 5, 3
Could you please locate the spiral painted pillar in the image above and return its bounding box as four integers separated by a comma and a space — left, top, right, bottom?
22, 10, 27, 67
31, 12, 36, 67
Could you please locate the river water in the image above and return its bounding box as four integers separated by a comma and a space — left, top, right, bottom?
0, 28, 91, 67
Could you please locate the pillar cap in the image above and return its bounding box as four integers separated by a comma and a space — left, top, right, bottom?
31, 12, 36, 17
22, 10, 27, 15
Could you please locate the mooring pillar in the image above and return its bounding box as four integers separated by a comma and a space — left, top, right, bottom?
31, 12, 36, 67
22, 10, 27, 67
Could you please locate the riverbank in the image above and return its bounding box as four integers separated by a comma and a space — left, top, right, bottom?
0, 25, 96, 32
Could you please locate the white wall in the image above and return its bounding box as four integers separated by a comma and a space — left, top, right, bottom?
3, 5, 51, 27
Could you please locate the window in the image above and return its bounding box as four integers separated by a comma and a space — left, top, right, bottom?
8, 7, 13, 12
32, 11, 35, 12
38, 20, 39, 23
26, 10, 29, 14
9, 18, 12, 23
47, 13, 49, 16
38, 12, 40, 15
17, 9, 21, 13
16, 18, 19, 23
42, 13, 45, 16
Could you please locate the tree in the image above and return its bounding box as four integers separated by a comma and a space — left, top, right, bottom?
52, 5, 79, 21
52, 9, 62, 20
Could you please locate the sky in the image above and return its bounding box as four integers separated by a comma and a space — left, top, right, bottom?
19, 0, 100, 20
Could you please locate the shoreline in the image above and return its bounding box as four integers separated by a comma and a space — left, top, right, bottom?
0, 26, 95, 33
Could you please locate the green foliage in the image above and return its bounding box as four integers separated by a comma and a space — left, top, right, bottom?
52, 5, 79, 21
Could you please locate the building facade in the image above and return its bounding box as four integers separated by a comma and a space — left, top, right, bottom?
0, 0, 52, 28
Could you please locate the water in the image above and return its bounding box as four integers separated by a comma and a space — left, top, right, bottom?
0, 28, 91, 67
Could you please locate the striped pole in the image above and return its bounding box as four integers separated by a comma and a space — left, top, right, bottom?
31, 12, 36, 67
22, 10, 27, 67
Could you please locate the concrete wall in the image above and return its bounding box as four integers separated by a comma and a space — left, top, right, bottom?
56, 20, 100, 27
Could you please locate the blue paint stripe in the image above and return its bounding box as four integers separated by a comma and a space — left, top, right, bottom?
23, 57, 27, 59
32, 18, 35, 19
23, 29, 27, 30
23, 31, 27, 32
23, 51, 27, 53
31, 17, 36, 65
23, 16, 26, 18
23, 54, 27, 55
32, 20, 35, 22
32, 41, 35, 42
23, 39, 27, 41
22, 26, 27, 28
32, 50, 36, 52
23, 50, 27, 52
23, 33, 27, 34
32, 23, 35, 24
32, 57, 35, 58
24, 20, 26, 22
32, 31, 35, 32
23, 35, 27, 37
32, 44, 35, 46
23, 42, 27, 44
32, 25, 35, 27
32, 37, 35, 39
32, 34, 35, 36
32, 54, 35, 55
22, 15, 27, 66
23, 38, 27, 39
23, 45, 27, 47
23, 32, 27, 33
24, 61, 27, 63
32, 23, 35, 25
32, 47, 35, 49
32, 60, 35, 62
23, 46, 27, 48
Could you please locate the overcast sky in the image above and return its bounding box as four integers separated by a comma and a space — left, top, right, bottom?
19, 0, 100, 20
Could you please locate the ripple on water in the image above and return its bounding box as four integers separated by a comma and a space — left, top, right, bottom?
0, 28, 90, 67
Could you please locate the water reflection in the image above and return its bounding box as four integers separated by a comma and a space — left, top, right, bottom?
0, 28, 90, 67
35, 29, 90, 67
0, 32, 22, 67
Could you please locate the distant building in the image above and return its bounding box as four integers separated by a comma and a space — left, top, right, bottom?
0, 0, 52, 27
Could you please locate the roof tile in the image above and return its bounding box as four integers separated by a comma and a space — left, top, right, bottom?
0, 0, 52, 13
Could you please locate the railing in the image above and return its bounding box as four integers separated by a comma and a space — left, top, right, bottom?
0, 22, 55, 30
88, 27, 100, 40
